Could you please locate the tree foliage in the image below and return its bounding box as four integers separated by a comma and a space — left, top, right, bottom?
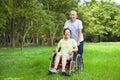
0, 0, 120, 47
77, 0, 120, 42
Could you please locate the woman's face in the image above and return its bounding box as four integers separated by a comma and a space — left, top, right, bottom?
69, 12, 77, 22
64, 29, 70, 38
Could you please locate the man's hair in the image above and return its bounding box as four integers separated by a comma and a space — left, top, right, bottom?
70, 10, 77, 16
63, 28, 71, 34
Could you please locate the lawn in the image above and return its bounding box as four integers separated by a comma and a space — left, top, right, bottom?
0, 42, 120, 80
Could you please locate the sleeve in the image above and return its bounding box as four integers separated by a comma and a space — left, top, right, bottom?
72, 39, 77, 47
64, 21, 68, 29
58, 39, 62, 47
78, 20, 83, 29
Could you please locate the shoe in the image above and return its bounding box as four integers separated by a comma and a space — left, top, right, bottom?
49, 69, 57, 73
62, 72, 71, 76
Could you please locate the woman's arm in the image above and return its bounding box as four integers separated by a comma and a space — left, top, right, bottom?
55, 45, 60, 54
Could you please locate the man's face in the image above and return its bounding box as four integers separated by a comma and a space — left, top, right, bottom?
69, 12, 77, 21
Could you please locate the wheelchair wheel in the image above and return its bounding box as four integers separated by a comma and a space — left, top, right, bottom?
76, 54, 84, 72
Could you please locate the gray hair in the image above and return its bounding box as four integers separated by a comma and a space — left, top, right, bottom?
70, 10, 77, 16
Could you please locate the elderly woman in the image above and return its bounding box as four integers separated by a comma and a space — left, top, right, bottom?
50, 28, 78, 75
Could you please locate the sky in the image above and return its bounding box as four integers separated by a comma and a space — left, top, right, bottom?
80, 0, 120, 4
112, 0, 120, 4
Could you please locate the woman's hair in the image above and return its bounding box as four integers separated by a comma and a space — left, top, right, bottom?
63, 28, 71, 34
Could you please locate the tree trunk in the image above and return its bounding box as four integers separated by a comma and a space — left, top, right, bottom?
9, 15, 16, 47
36, 33, 39, 45
49, 24, 59, 46
50, 33, 54, 46
21, 21, 33, 48
21, 26, 31, 48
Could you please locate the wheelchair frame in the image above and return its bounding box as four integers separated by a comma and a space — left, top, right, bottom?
49, 52, 83, 75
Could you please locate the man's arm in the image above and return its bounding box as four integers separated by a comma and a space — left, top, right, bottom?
78, 29, 82, 46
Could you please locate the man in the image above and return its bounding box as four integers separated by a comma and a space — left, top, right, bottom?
64, 10, 84, 71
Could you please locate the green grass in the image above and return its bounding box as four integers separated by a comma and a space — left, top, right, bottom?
0, 42, 120, 80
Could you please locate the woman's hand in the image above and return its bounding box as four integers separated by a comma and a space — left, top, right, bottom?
55, 50, 57, 54
68, 50, 73, 55
55, 45, 60, 54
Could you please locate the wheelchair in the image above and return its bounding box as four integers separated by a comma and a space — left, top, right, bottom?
48, 51, 83, 75
73, 53, 84, 72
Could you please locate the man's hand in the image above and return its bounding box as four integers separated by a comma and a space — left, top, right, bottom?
77, 42, 80, 46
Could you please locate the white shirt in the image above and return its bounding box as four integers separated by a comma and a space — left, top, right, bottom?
64, 19, 84, 42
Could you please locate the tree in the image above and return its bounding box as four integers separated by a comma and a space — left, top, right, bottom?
39, 0, 77, 46
77, 0, 120, 42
